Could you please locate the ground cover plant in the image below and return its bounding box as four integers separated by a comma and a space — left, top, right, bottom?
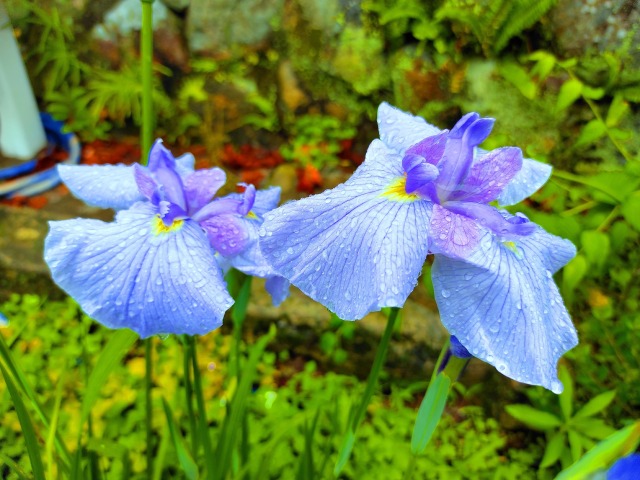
1, 0, 640, 479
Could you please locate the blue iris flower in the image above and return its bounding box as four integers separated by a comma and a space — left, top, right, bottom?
607, 454, 640, 480
260, 103, 577, 393
45, 140, 289, 338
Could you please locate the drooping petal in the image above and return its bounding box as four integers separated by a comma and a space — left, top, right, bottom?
377, 102, 442, 154
58, 164, 144, 210
265, 276, 290, 307
428, 203, 483, 259
183, 167, 226, 213
496, 157, 552, 206
44, 203, 233, 338
260, 140, 432, 320
200, 213, 252, 256
431, 226, 577, 393
443, 202, 536, 238
0, 312, 7, 327
449, 147, 523, 203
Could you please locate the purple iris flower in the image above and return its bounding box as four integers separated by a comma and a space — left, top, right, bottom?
45, 140, 289, 338
260, 103, 577, 393
607, 454, 640, 480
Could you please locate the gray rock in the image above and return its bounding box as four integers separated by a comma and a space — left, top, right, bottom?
186, 0, 284, 53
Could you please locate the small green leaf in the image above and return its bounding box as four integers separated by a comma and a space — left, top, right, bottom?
499, 62, 537, 99
0, 362, 46, 480
581, 230, 610, 272
556, 78, 583, 111
575, 119, 606, 148
540, 432, 566, 468
606, 95, 629, 127
572, 418, 617, 440
575, 390, 616, 418
527, 50, 556, 81
562, 254, 588, 304
568, 430, 584, 462
559, 365, 574, 420
505, 404, 562, 431
581, 86, 605, 99
162, 399, 199, 480
411, 373, 452, 454
555, 422, 640, 480
621, 191, 640, 232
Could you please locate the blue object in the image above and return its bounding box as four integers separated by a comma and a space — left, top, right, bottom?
45, 140, 288, 338
259, 102, 577, 393
0, 113, 80, 198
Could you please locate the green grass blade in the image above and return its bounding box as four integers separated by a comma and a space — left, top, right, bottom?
213, 326, 276, 480
411, 372, 452, 454
189, 336, 215, 478
334, 307, 399, 476
556, 421, 640, 480
0, 360, 46, 480
46, 371, 66, 479
0, 334, 72, 467
162, 398, 199, 480
80, 329, 138, 426
0, 452, 31, 480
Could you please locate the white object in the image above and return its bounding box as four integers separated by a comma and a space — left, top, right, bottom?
0, 3, 46, 160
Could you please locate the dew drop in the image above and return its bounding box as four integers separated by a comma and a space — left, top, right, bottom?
441, 289, 450, 298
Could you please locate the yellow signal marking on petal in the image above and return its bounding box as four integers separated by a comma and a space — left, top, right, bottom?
380, 176, 419, 203
152, 215, 184, 236
246, 211, 258, 219
502, 240, 523, 259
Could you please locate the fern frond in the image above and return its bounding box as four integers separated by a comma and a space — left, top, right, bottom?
494, 0, 557, 53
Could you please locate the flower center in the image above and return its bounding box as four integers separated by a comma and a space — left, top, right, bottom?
152, 215, 184, 235
380, 177, 420, 203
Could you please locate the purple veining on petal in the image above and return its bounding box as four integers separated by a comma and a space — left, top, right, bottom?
448, 147, 523, 203
191, 197, 243, 223
201, 213, 252, 256
147, 141, 187, 210
436, 116, 495, 202
444, 201, 536, 238
183, 168, 226, 214
134, 164, 156, 200
404, 131, 448, 166
429, 203, 482, 259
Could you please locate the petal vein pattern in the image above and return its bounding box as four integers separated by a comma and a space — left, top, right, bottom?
260, 140, 432, 320
432, 228, 577, 392
45, 203, 233, 338
58, 164, 143, 210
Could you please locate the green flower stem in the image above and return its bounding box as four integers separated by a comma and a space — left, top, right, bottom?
139, 2, 155, 476
334, 307, 400, 475
189, 336, 215, 478
183, 336, 198, 455
145, 338, 154, 479
140, 0, 154, 163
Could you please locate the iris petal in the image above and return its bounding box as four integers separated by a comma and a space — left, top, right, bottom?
449, 147, 523, 203
377, 102, 442, 154
260, 140, 432, 320
183, 168, 226, 213
201, 213, 252, 256
58, 164, 143, 210
496, 157, 552, 206
431, 227, 577, 393
44, 203, 233, 338
265, 276, 290, 307
429, 204, 483, 259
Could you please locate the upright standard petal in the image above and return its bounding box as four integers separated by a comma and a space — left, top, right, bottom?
45, 203, 233, 338
377, 102, 442, 154
431, 226, 577, 393
260, 140, 432, 320
496, 157, 552, 206
58, 164, 143, 210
